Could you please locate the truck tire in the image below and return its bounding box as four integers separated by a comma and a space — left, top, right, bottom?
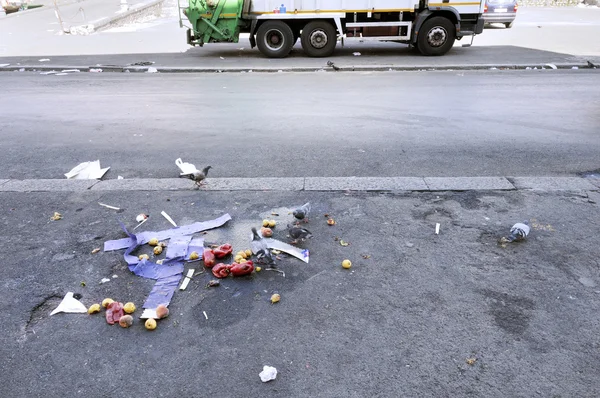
301, 20, 337, 57
505, 22, 514, 29
256, 21, 295, 58
417, 16, 456, 56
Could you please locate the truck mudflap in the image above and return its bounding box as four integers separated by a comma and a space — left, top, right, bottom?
474, 17, 484, 34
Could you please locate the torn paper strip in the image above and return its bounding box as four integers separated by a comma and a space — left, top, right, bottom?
265, 238, 309, 263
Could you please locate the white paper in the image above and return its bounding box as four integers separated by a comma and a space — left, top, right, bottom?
65, 160, 110, 180
161, 211, 177, 227
175, 158, 198, 175
265, 238, 309, 263
50, 292, 88, 315
259, 366, 277, 382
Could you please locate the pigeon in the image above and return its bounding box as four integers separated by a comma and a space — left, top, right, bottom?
179, 165, 212, 187
327, 60, 340, 71
500, 221, 530, 243
251, 227, 274, 265
292, 202, 311, 223
287, 224, 312, 244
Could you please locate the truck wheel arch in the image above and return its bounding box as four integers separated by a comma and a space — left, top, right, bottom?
412, 9, 460, 43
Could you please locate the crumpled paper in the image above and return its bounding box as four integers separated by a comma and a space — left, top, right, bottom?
50, 292, 88, 315
259, 365, 277, 382
64, 160, 110, 180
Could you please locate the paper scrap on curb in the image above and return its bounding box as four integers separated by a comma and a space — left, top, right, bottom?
50, 292, 88, 315
265, 238, 309, 263
104, 214, 231, 311
65, 160, 110, 180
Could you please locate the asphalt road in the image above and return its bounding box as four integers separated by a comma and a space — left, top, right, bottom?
1, 70, 599, 180
1, 189, 599, 397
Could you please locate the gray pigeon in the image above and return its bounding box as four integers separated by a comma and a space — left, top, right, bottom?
180, 165, 212, 187
251, 227, 274, 265
501, 221, 530, 243
287, 224, 313, 244
327, 60, 340, 71
293, 202, 311, 223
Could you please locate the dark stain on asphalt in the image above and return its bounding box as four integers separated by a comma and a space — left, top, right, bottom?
481, 289, 535, 335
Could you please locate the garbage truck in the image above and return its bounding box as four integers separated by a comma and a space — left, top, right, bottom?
180, 0, 486, 58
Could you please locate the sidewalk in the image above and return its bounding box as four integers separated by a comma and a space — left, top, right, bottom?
0, 0, 166, 56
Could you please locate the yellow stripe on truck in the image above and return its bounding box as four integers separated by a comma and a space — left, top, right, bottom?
249, 8, 414, 15
429, 2, 481, 5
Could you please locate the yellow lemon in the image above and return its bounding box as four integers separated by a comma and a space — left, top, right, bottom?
145, 318, 157, 330
342, 259, 352, 269
123, 302, 136, 314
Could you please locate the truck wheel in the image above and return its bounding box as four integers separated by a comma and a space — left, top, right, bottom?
256, 21, 294, 58
505, 22, 514, 29
417, 16, 456, 56
301, 21, 337, 57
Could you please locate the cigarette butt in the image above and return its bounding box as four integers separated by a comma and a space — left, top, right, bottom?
435, 223, 440, 235
203, 311, 208, 320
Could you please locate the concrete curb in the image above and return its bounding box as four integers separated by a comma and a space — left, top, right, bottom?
0, 176, 597, 193
69, 0, 164, 34
0, 63, 595, 74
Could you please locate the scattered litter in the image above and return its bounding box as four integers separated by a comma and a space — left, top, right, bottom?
435, 223, 440, 235
105, 214, 232, 316
147, 67, 158, 73
405, 242, 414, 248
489, 67, 497, 70
39, 59, 50, 62
99, 277, 111, 284
525, 67, 532, 70
80, 281, 86, 287
327, 218, 336, 225
91, 248, 100, 254
179, 268, 195, 290
54, 73, 69, 76
61, 69, 80, 73
207, 280, 220, 287
89, 68, 102, 73
50, 212, 62, 221
98, 202, 120, 210
112, 274, 118, 278
161, 211, 177, 227
466, 358, 477, 365
545, 63, 557, 70
136, 213, 149, 223
362, 254, 371, 259
339, 240, 349, 246
40, 71, 58, 75
572, 66, 579, 70
18, 68, 25, 72
353, 52, 361, 56
65, 160, 110, 180
342, 259, 352, 269
259, 365, 278, 382
203, 310, 208, 319
50, 292, 88, 315
117, 176, 124, 179
220, 56, 225, 60
0, 64, 9, 67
